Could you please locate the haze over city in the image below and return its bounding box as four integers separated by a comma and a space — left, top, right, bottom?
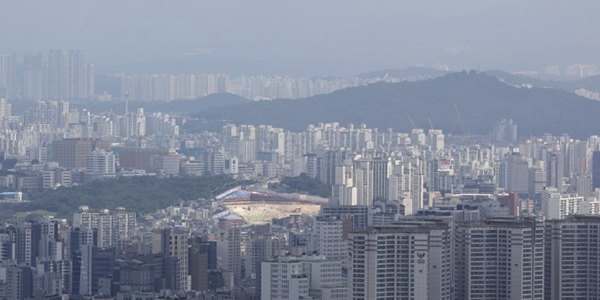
1, 1, 600, 300
1, 0, 599, 76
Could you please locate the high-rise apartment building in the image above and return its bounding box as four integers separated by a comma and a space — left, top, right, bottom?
6, 265, 34, 300
546, 151, 564, 193
0, 54, 16, 98
593, 151, 600, 189
47, 49, 69, 100
261, 255, 346, 300
348, 219, 452, 300
545, 215, 600, 299
311, 216, 351, 269
320, 205, 373, 230
455, 216, 544, 300
541, 187, 584, 220
261, 257, 310, 300
246, 234, 283, 297
215, 215, 243, 285
506, 152, 529, 195
21, 53, 44, 100
46, 50, 92, 100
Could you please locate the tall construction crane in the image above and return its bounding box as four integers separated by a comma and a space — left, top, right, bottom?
452, 104, 471, 146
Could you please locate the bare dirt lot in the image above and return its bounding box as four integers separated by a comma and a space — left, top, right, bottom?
225, 202, 322, 224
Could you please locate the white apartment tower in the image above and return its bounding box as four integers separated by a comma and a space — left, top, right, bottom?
545, 215, 600, 299
455, 216, 544, 300
311, 216, 351, 269
261, 255, 347, 300
261, 258, 310, 300
348, 219, 452, 300
541, 187, 584, 220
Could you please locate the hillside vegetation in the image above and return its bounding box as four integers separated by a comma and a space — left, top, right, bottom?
269, 173, 332, 198
1, 175, 246, 221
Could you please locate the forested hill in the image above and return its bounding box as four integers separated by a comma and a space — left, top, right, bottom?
74, 93, 249, 114
194, 71, 600, 138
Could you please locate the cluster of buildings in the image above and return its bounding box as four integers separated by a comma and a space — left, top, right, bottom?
6, 195, 600, 299
116, 73, 403, 102
0, 51, 94, 101
118, 74, 230, 102
5, 90, 600, 299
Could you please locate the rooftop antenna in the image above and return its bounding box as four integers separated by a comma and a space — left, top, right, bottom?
428, 118, 434, 130
125, 91, 129, 115
124, 91, 129, 139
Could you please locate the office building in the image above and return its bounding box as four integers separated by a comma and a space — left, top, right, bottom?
152, 226, 189, 292
189, 239, 217, 292
79, 245, 116, 296
118, 147, 169, 171
86, 149, 116, 175
497, 193, 519, 216
52, 138, 110, 170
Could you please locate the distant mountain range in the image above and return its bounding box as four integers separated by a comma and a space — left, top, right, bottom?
485, 70, 600, 94
73, 93, 250, 115
191, 71, 600, 138
357, 67, 449, 80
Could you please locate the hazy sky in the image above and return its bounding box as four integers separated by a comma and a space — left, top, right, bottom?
1, 0, 598, 76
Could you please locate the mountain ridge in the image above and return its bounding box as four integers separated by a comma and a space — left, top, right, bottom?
192, 71, 600, 138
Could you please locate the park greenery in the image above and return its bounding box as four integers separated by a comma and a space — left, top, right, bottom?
0, 175, 247, 222
269, 173, 332, 198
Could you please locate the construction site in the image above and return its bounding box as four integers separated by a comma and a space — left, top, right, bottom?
217, 187, 327, 224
